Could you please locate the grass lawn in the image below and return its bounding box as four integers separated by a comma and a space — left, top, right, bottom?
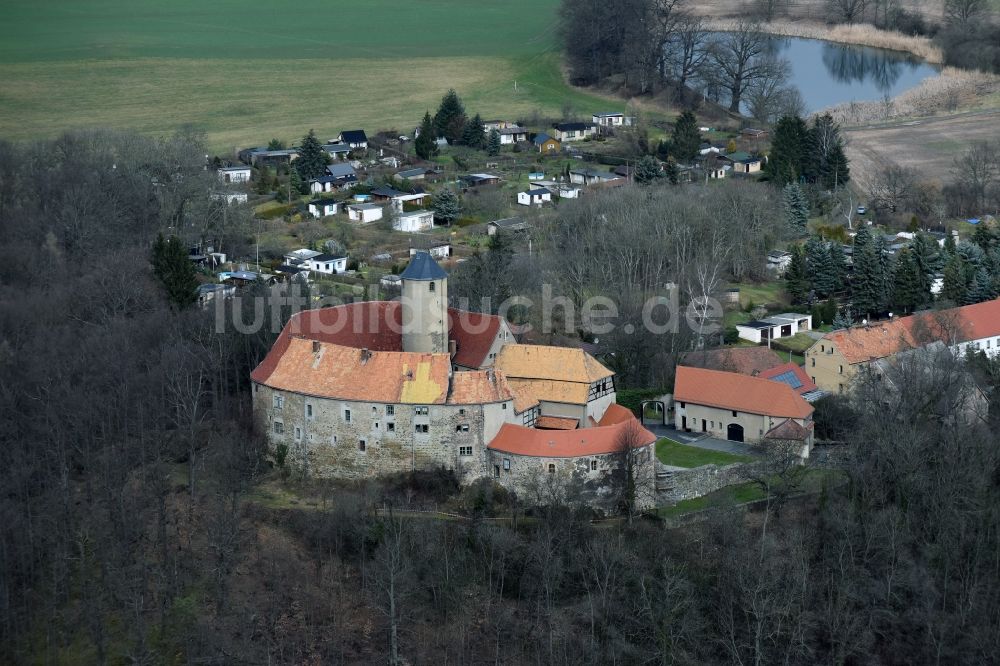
772, 332, 817, 354
655, 438, 753, 468
728, 281, 788, 310
0, 0, 631, 151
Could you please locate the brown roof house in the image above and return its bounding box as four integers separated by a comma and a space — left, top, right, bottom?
674, 366, 815, 457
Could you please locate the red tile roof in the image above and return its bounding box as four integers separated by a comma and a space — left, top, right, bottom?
488, 414, 655, 458
820, 299, 1000, 364
536, 416, 579, 430
680, 346, 786, 376
765, 419, 813, 441
447, 369, 514, 405
757, 362, 818, 396
447, 308, 502, 369
674, 366, 813, 419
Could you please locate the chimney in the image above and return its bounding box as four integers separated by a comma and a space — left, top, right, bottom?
360, 347, 372, 363
312, 340, 321, 354
448, 339, 457, 358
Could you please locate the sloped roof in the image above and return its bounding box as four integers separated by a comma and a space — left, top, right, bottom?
488, 410, 655, 458
254, 337, 450, 404
339, 129, 367, 143
765, 419, 812, 441
536, 416, 579, 430
507, 378, 589, 405
679, 347, 786, 376
554, 122, 593, 131
495, 344, 613, 383
400, 251, 447, 281
758, 362, 818, 396
447, 369, 514, 405
448, 308, 502, 369
326, 163, 356, 178
533, 133, 555, 145
674, 366, 813, 419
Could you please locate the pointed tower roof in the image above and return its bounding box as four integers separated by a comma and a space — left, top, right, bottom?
400, 251, 447, 281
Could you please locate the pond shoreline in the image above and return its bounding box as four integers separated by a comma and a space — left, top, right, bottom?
704, 19, 943, 64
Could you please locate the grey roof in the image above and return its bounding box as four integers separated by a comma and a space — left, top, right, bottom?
276, 264, 307, 274
309, 199, 337, 208
371, 186, 406, 197
533, 133, 554, 144
554, 122, 593, 132
219, 165, 250, 171
312, 253, 346, 262
323, 142, 352, 153
397, 167, 427, 178
339, 130, 368, 144
326, 163, 357, 178
400, 252, 447, 281
526, 188, 549, 196
499, 126, 527, 134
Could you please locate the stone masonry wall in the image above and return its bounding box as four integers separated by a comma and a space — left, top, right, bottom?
655, 461, 761, 504
253, 383, 509, 484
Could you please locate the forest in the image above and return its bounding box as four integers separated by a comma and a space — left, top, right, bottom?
0, 132, 998, 664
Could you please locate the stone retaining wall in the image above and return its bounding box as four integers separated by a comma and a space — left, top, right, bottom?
655, 461, 760, 504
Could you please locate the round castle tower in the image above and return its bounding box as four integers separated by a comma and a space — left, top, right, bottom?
400, 252, 449, 354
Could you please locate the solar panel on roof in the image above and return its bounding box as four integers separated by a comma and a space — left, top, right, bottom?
770, 370, 802, 389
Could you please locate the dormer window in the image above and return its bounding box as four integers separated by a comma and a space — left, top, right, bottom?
429, 281, 436, 292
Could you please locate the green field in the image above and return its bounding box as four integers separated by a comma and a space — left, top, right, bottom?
0, 0, 621, 152
655, 438, 753, 468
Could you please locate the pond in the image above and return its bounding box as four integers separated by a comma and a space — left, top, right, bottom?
767, 35, 940, 112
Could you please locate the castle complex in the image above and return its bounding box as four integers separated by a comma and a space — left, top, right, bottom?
251, 252, 655, 506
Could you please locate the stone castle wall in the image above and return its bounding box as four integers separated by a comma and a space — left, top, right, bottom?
655, 461, 760, 504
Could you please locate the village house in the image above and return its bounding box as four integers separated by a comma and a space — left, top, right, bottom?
409, 241, 451, 259
517, 188, 551, 206
483, 120, 512, 131
322, 142, 352, 160
569, 168, 619, 186
533, 133, 561, 153
196, 283, 235, 308
338, 130, 368, 149
394, 209, 435, 232
551, 122, 597, 142
284, 248, 321, 265
461, 173, 502, 188
347, 202, 384, 224
245, 148, 299, 166
395, 167, 429, 181
766, 250, 792, 274
736, 313, 812, 344
804, 299, 1000, 393
498, 126, 529, 144
217, 165, 251, 183
305, 253, 348, 275
673, 366, 815, 455
681, 346, 787, 376
592, 112, 634, 128
487, 216, 531, 236
721, 152, 762, 174
307, 200, 338, 218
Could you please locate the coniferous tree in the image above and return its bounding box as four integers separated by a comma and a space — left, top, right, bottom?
295, 129, 329, 181
434, 89, 467, 145
463, 114, 486, 149
432, 188, 461, 226
943, 231, 957, 256
663, 157, 680, 184
785, 244, 809, 304
783, 182, 809, 234
910, 233, 940, 301
851, 226, 882, 319
669, 111, 701, 162
766, 115, 809, 186
487, 129, 501, 156
891, 248, 922, 313
832, 306, 853, 329
942, 253, 969, 304
806, 237, 835, 297
828, 242, 848, 293
806, 113, 850, 189
634, 155, 663, 184
415, 112, 438, 160
966, 266, 997, 304
151, 234, 198, 308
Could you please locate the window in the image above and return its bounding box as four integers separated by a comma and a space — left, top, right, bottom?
459, 408, 466, 416
294, 427, 302, 441
459, 446, 473, 456
494, 465, 500, 478
456, 424, 470, 432
331, 434, 338, 445
415, 406, 429, 416
372, 406, 377, 414
415, 424, 429, 433
710, 421, 714, 428
548, 463, 556, 474
503, 458, 511, 471
590, 459, 598, 471
679, 402, 685, 408
254, 384, 259, 393
374, 422, 379, 430
429, 281, 435, 292
344, 408, 351, 422
305, 403, 313, 419
272, 393, 284, 410
502, 403, 507, 410
273, 421, 284, 434
732, 410, 737, 417
386, 405, 395, 416
359, 440, 366, 452
839, 365, 843, 374
387, 422, 395, 432
811, 358, 815, 367
821, 345, 825, 352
